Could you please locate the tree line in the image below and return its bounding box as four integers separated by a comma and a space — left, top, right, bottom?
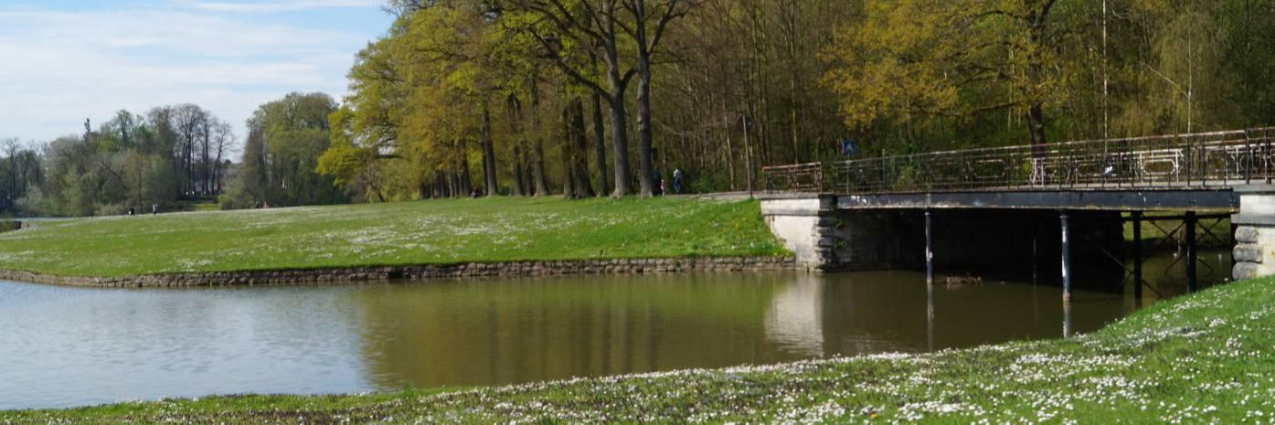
0, 93, 350, 217
4, 0, 1273, 215
316, 0, 1275, 201
1, 106, 234, 217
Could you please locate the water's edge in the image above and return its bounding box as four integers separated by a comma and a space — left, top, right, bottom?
0, 256, 798, 288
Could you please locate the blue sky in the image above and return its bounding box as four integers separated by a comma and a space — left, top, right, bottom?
0, 0, 393, 144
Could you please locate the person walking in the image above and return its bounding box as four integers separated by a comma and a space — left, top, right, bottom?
673, 168, 684, 194
653, 169, 663, 196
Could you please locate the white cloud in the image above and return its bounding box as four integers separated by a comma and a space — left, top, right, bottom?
0, 3, 385, 143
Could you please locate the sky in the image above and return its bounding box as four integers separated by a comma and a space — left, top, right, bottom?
0, 0, 393, 145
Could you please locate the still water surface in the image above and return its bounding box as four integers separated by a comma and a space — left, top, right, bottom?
0, 264, 1222, 410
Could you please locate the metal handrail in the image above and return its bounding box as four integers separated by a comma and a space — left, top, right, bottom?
762, 127, 1275, 194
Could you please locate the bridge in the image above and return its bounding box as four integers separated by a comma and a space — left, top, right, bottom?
758, 128, 1275, 300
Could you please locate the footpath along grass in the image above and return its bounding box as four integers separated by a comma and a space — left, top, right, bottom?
5, 275, 1275, 424
0, 197, 787, 278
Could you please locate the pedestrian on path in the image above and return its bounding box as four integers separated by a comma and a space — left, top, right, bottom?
673, 168, 685, 194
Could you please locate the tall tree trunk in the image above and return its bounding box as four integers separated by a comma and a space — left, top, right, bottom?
591, 93, 609, 196
481, 102, 498, 196
607, 96, 631, 197
532, 139, 548, 196
521, 148, 533, 197
602, 2, 632, 197
1028, 102, 1047, 156
630, 0, 668, 198
459, 150, 473, 196
571, 98, 596, 199
529, 79, 549, 196
512, 145, 525, 197
449, 170, 459, 198
1025, 2, 1053, 156
636, 48, 656, 197
562, 106, 577, 198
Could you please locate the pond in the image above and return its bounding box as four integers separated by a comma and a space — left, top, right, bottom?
0, 252, 1229, 410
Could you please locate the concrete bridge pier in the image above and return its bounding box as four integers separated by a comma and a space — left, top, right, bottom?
760, 195, 923, 272
759, 195, 840, 272
1233, 186, 1275, 280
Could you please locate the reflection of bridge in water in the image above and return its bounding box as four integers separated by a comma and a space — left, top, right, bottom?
759, 128, 1275, 301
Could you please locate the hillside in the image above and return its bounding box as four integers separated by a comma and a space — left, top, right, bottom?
0, 198, 787, 278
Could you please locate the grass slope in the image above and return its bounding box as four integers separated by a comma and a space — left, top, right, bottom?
0, 198, 787, 277
6, 276, 1275, 424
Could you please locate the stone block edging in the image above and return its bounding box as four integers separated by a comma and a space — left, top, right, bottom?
0, 256, 798, 288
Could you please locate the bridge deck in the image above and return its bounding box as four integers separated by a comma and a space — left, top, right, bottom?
764, 127, 1275, 204
836, 188, 1238, 212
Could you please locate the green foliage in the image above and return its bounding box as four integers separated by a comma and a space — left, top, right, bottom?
822, 0, 1275, 155
223, 93, 347, 208
319, 1, 532, 200
4, 104, 234, 217
0, 139, 42, 215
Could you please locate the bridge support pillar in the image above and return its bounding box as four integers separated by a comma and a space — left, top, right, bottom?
1132, 211, 1145, 300
1061, 211, 1073, 302
1233, 186, 1275, 280
760, 195, 923, 272
759, 195, 839, 272
1186, 212, 1198, 292
925, 210, 934, 285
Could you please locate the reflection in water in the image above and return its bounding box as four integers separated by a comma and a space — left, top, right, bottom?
0, 285, 369, 410
927, 284, 935, 350
1063, 301, 1073, 339
353, 274, 782, 389
0, 253, 1225, 410
763, 275, 824, 357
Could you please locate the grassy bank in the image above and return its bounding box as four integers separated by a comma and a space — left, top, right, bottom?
5, 276, 1275, 424
0, 198, 787, 278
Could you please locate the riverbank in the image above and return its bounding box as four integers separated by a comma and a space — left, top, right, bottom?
0, 198, 790, 285
0, 257, 796, 287
5, 274, 1272, 423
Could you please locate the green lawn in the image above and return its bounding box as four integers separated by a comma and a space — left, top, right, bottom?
0, 198, 788, 278
6, 274, 1275, 423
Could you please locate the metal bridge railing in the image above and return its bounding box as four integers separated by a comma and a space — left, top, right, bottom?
763, 127, 1275, 194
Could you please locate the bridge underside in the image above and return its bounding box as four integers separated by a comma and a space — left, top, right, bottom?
836, 189, 1238, 213
759, 186, 1275, 297
759, 128, 1275, 293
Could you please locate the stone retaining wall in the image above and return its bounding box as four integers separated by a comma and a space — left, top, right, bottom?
0, 256, 798, 288
1233, 186, 1275, 280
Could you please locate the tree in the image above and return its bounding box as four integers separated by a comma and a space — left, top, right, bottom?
626, 0, 694, 196
566, 96, 595, 198
508, 0, 640, 196
824, 0, 1072, 151
325, 1, 509, 199
226, 93, 345, 208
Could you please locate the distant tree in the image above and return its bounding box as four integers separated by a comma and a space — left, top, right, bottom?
224, 93, 345, 208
